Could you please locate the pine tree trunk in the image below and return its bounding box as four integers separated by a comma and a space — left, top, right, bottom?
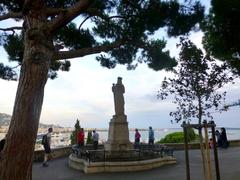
0, 2, 53, 179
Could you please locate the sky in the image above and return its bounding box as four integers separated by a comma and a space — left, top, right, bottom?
0, 1, 239, 129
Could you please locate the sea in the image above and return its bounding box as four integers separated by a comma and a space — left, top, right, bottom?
1, 128, 240, 150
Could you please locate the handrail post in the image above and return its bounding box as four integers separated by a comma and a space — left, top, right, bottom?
104, 149, 105, 162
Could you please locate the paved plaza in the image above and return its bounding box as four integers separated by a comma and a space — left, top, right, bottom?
33, 147, 240, 180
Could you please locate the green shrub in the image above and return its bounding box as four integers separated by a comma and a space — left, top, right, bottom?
86, 131, 93, 144
158, 128, 197, 143
70, 119, 81, 145
187, 127, 197, 141
159, 132, 185, 143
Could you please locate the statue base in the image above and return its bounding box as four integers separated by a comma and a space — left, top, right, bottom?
104, 114, 133, 151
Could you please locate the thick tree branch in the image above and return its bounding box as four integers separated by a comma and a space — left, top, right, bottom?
84, 8, 125, 20
0, 12, 22, 21
78, 12, 125, 30
48, 0, 92, 34
46, 8, 66, 16
0, 27, 23, 31
78, 15, 92, 30
54, 41, 123, 60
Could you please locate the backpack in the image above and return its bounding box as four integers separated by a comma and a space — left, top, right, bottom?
41, 134, 48, 145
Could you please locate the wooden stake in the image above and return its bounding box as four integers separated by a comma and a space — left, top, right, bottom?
182, 121, 190, 180
204, 120, 213, 180
210, 121, 220, 180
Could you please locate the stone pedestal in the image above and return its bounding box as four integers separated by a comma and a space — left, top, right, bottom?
104, 115, 133, 151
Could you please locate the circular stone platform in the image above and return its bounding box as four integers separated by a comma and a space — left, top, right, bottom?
68, 154, 176, 173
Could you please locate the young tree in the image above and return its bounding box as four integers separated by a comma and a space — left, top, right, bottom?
86, 131, 93, 144
0, 1, 204, 179
159, 39, 234, 124
70, 119, 81, 145
202, 0, 240, 74
158, 39, 234, 180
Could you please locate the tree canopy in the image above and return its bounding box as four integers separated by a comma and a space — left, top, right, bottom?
0, 0, 204, 80
202, 0, 240, 74
158, 39, 234, 124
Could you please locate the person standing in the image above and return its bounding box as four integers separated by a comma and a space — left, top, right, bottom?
77, 128, 85, 148
0, 136, 6, 152
215, 130, 222, 147
92, 130, 99, 150
220, 127, 229, 148
0, 135, 6, 160
209, 138, 214, 149
134, 129, 141, 149
42, 127, 53, 167
148, 126, 155, 148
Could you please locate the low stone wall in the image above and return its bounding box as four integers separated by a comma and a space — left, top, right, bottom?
33, 144, 104, 162
162, 143, 200, 150
227, 140, 240, 147
34, 146, 72, 162
162, 139, 240, 150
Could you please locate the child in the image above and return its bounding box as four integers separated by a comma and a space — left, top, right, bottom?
209, 138, 214, 149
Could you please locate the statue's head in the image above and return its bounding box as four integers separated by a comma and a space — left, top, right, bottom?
117, 77, 122, 84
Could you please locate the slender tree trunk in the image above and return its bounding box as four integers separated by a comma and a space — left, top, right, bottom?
204, 122, 212, 180
199, 128, 208, 180
0, 2, 53, 179
197, 96, 208, 180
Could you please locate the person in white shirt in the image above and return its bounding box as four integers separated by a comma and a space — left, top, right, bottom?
92, 130, 99, 150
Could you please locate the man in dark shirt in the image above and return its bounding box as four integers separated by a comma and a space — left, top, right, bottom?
0, 138, 5, 151
0, 136, 6, 159
42, 128, 53, 167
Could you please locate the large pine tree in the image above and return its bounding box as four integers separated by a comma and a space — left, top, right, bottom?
202, 0, 240, 74
0, 0, 204, 179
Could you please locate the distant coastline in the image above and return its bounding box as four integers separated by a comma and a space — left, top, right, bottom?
2, 112, 240, 133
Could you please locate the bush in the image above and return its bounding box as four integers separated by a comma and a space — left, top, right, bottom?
70, 119, 81, 145
158, 128, 197, 143
159, 132, 185, 143
187, 128, 196, 141
86, 131, 93, 144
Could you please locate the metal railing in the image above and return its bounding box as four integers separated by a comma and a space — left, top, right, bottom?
72, 144, 174, 163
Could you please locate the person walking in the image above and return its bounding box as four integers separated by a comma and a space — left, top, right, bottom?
134, 129, 141, 149
92, 130, 99, 150
148, 126, 155, 149
42, 127, 53, 167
